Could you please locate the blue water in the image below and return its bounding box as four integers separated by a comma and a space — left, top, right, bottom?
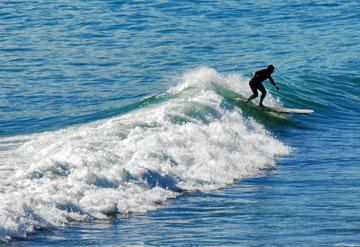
1, 0, 360, 246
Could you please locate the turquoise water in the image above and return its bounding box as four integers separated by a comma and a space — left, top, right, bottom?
1, 0, 360, 245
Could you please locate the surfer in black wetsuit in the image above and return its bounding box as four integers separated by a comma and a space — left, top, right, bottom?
246, 65, 279, 107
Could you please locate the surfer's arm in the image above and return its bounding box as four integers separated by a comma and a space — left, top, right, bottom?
269, 76, 279, 90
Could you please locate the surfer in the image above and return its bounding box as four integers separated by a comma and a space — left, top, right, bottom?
246, 65, 279, 107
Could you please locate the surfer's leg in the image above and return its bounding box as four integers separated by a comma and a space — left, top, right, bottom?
246, 81, 258, 102
247, 94, 258, 102
258, 84, 267, 107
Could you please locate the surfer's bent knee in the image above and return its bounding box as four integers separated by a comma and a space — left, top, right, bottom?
249, 82, 258, 97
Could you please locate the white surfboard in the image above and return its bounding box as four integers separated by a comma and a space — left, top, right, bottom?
234, 98, 314, 114
264, 106, 314, 114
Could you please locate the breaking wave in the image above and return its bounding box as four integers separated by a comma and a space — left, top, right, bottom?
0, 67, 290, 241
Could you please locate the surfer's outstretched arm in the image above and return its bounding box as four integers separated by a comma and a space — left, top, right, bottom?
269, 76, 279, 90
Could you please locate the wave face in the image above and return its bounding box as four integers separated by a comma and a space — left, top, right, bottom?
0, 68, 289, 241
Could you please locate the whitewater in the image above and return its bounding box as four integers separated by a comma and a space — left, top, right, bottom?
0, 68, 290, 241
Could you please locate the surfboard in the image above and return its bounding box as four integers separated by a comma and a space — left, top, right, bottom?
234, 98, 314, 114
262, 106, 314, 114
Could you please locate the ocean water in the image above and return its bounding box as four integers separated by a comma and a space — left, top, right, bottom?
1, 0, 359, 246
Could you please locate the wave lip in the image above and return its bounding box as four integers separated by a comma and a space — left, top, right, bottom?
0, 67, 290, 242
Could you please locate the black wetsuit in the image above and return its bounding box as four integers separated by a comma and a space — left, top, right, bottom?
249, 69, 276, 97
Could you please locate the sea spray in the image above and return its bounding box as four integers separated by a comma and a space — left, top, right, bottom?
0, 68, 290, 241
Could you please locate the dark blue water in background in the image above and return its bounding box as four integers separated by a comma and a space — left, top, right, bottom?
1, 0, 360, 245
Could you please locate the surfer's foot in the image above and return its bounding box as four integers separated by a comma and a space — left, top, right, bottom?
259, 104, 265, 109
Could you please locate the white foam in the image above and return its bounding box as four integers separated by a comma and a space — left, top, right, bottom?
0, 67, 290, 241
169, 67, 282, 107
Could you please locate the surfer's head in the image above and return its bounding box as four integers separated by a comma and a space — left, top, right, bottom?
267, 65, 275, 73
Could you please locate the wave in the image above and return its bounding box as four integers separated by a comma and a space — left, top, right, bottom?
0, 67, 290, 242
